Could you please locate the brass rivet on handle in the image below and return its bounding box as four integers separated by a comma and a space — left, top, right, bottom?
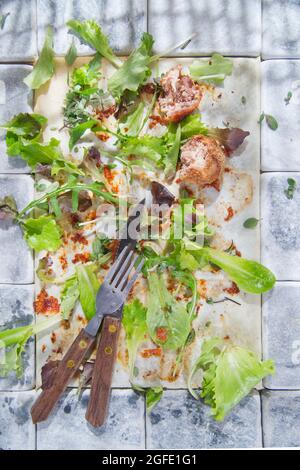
109, 324, 117, 333
67, 360, 75, 369
79, 340, 87, 349
105, 346, 113, 355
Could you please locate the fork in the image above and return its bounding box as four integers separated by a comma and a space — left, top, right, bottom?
31, 246, 144, 424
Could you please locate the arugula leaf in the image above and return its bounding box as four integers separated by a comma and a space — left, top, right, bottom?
60, 275, 79, 320
0, 317, 59, 378
65, 39, 77, 66
67, 19, 119, 68
188, 337, 275, 421
147, 270, 190, 350
164, 124, 181, 180
108, 33, 154, 101
22, 215, 62, 252
24, 26, 55, 90
123, 299, 147, 375
76, 264, 100, 320
200, 247, 276, 294
190, 53, 233, 85
17, 178, 118, 219
69, 119, 99, 149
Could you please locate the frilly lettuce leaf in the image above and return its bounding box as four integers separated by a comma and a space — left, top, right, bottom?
67, 19, 119, 67
188, 337, 275, 421
22, 215, 62, 252
190, 53, 233, 85
108, 33, 154, 101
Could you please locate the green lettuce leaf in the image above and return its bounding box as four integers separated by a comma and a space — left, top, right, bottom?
164, 123, 181, 180
108, 33, 154, 101
60, 275, 79, 320
1, 112, 47, 156
120, 102, 145, 136
22, 215, 62, 252
24, 26, 55, 90
69, 119, 99, 149
201, 247, 276, 294
0, 317, 59, 378
190, 53, 233, 85
67, 19, 119, 67
180, 114, 208, 140
188, 337, 275, 421
65, 39, 77, 66
76, 264, 100, 320
120, 134, 165, 164
147, 270, 190, 350
123, 299, 147, 375
146, 387, 163, 412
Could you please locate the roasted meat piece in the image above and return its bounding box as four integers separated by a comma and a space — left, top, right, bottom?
178, 135, 226, 189
158, 65, 202, 123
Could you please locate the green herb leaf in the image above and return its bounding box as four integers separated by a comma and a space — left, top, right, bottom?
284, 91, 292, 105
108, 33, 154, 101
0, 12, 10, 30
60, 275, 79, 320
243, 217, 259, 229
76, 264, 100, 320
189, 53, 233, 85
123, 299, 148, 375
65, 39, 77, 66
284, 177, 297, 200
258, 112, 265, 124
22, 215, 62, 252
265, 114, 278, 131
241, 96, 246, 105
24, 26, 55, 90
188, 337, 275, 421
67, 19, 119, 67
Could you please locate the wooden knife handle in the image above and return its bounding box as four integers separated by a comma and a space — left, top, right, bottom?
86, 316, 121, 427
31, 329, 96, 424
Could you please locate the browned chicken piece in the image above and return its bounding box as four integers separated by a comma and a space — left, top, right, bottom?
158, 65, 202, 123
178, 135, 226, 190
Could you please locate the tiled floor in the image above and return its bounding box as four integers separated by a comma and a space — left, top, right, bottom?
0, 0, 300, 449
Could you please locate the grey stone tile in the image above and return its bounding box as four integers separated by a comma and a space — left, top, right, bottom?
148, 0, 261, 56
261, 60, 300, 172
263, 282, 300, 389
37, 388, 145, 450
0, 0, 37, 61
146, 390, 262, 449
262, 391, 300, 447
0, 175, 34, 284
0, 65, 33, 174
262, 0, 300, 59
0, 391, 35, 449
0, 285, 34, 391
261, 173, 300, 281
37, 0, 147, 56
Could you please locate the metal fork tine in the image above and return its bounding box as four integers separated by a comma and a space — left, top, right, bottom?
105, 246, 131, 283
122, 258, 145, 294
114, 253, 138, 290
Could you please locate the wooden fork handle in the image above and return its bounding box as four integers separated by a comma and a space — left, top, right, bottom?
86, 316, 121, 427
31, 329, 96, 424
